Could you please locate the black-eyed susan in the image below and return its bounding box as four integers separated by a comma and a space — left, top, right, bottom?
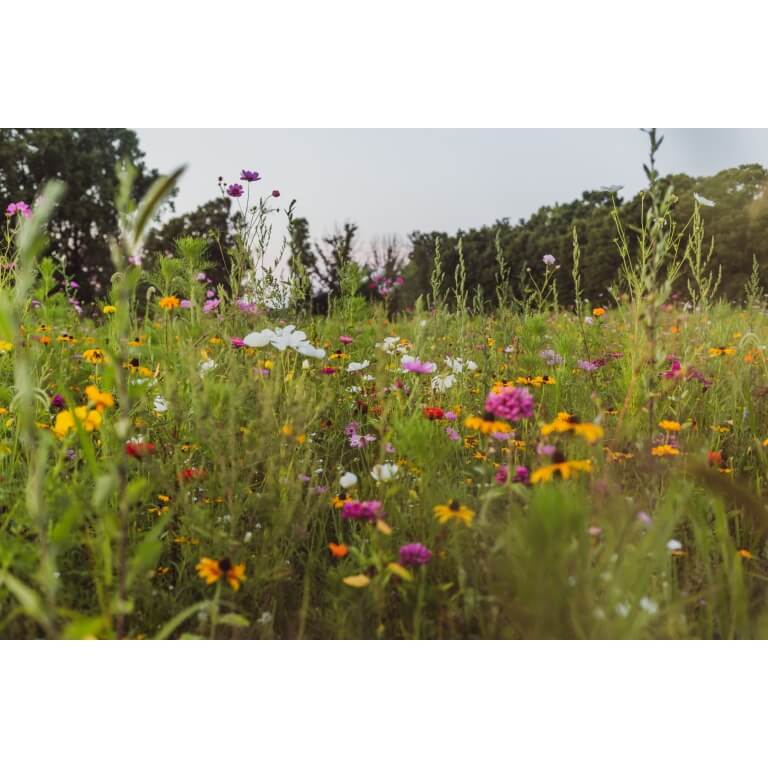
82, 348, 105, 364
514, 374, 556, 388
658, 420, 681, 432
708, 346, 736, 357
540, 413, 604, 444
195, 557, 246, 591
530, 452, 592, 484
651, 444, 680, 457
464, 414, 513, 435
85, 385, 114, 412
604, 447, 634, 462
433, 500, 475, 527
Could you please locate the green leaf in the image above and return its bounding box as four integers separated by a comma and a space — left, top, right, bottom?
133, 166, 186, 244
154, 600, 210, 640
126, 515, 171, 589
217, 612, 250, 628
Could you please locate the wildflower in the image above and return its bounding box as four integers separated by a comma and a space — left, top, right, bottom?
158, 296, 181, 311
444, 357, 478, 373
495, 466, 508, 484
423, 407, 445, 420
539, 348, 563, 366
530, 451, 592, 484
605, 447, 634, 462
445, 426, 460, 441
542, 254, 556, 266
639, 597, 658, 615
347, 360, 370, 372
52, 407, 102, 438
464, 414, 513, 435
195, 557, 246, 590
484, 386, 534, 422
651, 444, 680, 457
540, 414, 603, 444
342, 574, 370, 588
708, 346, 736, 357
592, 307, 606, 317
5, 201, 31, 218
433, 500, 475, 526
102, 305, 117, 315
399, 543, 432, 567
371, 463, 399, 482
666, 538, 684, 552
339, 335, 354, 345
153, 396, 169, 413
342, 500, 383, 521
50, 394, 65, 411
244, 325, 325, 358
738, 549, 753, 560
578, 359, 603, 373
513, 375, 555, 387
85, 385, 114, 412
331, 492, 353, 509
431, 373, 456, 392
401, 355, 437, 374
82, 348, 105, 364
658, 420, 681, 432
203, 298, 220, 314
328, 543, 349, 559
272, 190, 280, 198
125, 440, 157, 459
179, 467, 206, 482
226, 183, 245, 198
339, 471, 358, 489
240, 170, 261, 182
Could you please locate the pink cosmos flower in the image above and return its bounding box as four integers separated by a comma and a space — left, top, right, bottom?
230, 337, 245, 348
339, 335, 354, 345
5, 201, 31, 218
401, 355, 437, 374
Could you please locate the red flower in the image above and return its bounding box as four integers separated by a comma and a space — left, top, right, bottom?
179, 467, 206, 482
423, 407, 445, 420
320, 367, 337, 375
124, 441, 157, 459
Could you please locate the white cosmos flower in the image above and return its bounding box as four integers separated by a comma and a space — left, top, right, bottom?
199, 359, 217, 375
347, 359, 370, 372
339, 471, 358, 489
371, 463, 399, 482
666, 538, 683, 551
244, 325, 325, 358
445, 356, 478, 373
431, 373, 456, 392
376, 336, 401, 354
153, 396, 169, 413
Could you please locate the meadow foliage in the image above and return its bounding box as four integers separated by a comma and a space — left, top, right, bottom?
3, 137, 768, 639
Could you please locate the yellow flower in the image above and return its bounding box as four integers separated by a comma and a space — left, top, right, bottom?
514, 375, 555, 388
464, 415, 513, 435
604, 447, 634, 462
541, 415, 603, 444
658, 420, 681, 432
651, 444, 680, 457
102, 305, 117, 314
530, 458, 592, 484
592, 307, 606, 317
0, 340, 13, 353
52, 407, 102, 438
158, 296, 181, 311
82, 348, 105, 364
56, 334, 76, 344
434, 500, 475, 527
738, 549, 753, 560
195, 557, 246, 591
85, 385, 115, 411
708, 346, 736, 357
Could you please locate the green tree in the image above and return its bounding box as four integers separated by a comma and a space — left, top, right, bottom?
0, 128, 170, 299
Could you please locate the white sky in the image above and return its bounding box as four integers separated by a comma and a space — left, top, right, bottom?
136, 128, 768, 253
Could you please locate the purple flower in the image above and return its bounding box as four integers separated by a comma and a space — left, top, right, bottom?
537, 442, 556, 457
342, 500, 382, 521
578, 359, 601, 373
539, 348, 563, 366
513, 466, 530, 484
494, 466, 508, 484
240, 170, 261, 182
180, 299, 192, 309
445, 426, 460, 441
51, 394, 66, 411
271, 190, 281, 198
401, 355, 437, 374
399, 542, 432, 567
484, 386, 534, 422
5, 201, 31, 218
226, 183, 245, 198
196, 272, 208, 282
348, 432, 377, 449
236, 299, 261, 315
542, 254, 556, 266
444, 410, 458, 421
203, 298, 221, 314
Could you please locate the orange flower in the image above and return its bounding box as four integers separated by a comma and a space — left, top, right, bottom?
592, 307, 606, 317
328, 542, 349, 559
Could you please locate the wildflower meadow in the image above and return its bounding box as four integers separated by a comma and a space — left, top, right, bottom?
4, 132, 768, 640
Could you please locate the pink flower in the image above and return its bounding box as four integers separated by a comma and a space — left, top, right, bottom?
231, 337, 245, 348
203, 298, 220, 313
339, 335, 354, 345
484, 386, 534, 422
445, 426, 460, 441
401, 355, 437, 374
180, 299, 192, 309
5, 201, 31, 218
342, 500, 382, 521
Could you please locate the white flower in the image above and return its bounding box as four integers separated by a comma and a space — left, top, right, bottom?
301, 360, 311, 369
339, 471, 358, 489
445, 356, 478, 373
376, 336, 401, 354
431, 373, 456, 392
199, 359, 216, 375
371, 463, 399, 482
244, 325, 325, 358
153, 396, 169, 413
639, 596, 658, 615
615, 602, 631, 618
347, 359, 370, 372
666, 538, 683, 551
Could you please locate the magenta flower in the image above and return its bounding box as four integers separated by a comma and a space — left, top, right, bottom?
342, 500, 382, 521
494, 466, 508, 484
231, 337, 245, 348
240, 170, 261, 182
51, 394, 66, 411
445, 426, 460, 441
399, 543, 432, 567
236, 298, 261, 315
5, 201, 31, 218
401, 355, 437, 374
271, 190, 281, 198
202, 298, 221, 314
226, 183, 245, 198
339, 335, 354, 345
513, 466, 530, 484
484, 386, 534, 422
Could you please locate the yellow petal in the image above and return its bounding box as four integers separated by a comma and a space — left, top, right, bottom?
376, 519, 393, 535
387, 563, 413, 581
342, 574, 371, 588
